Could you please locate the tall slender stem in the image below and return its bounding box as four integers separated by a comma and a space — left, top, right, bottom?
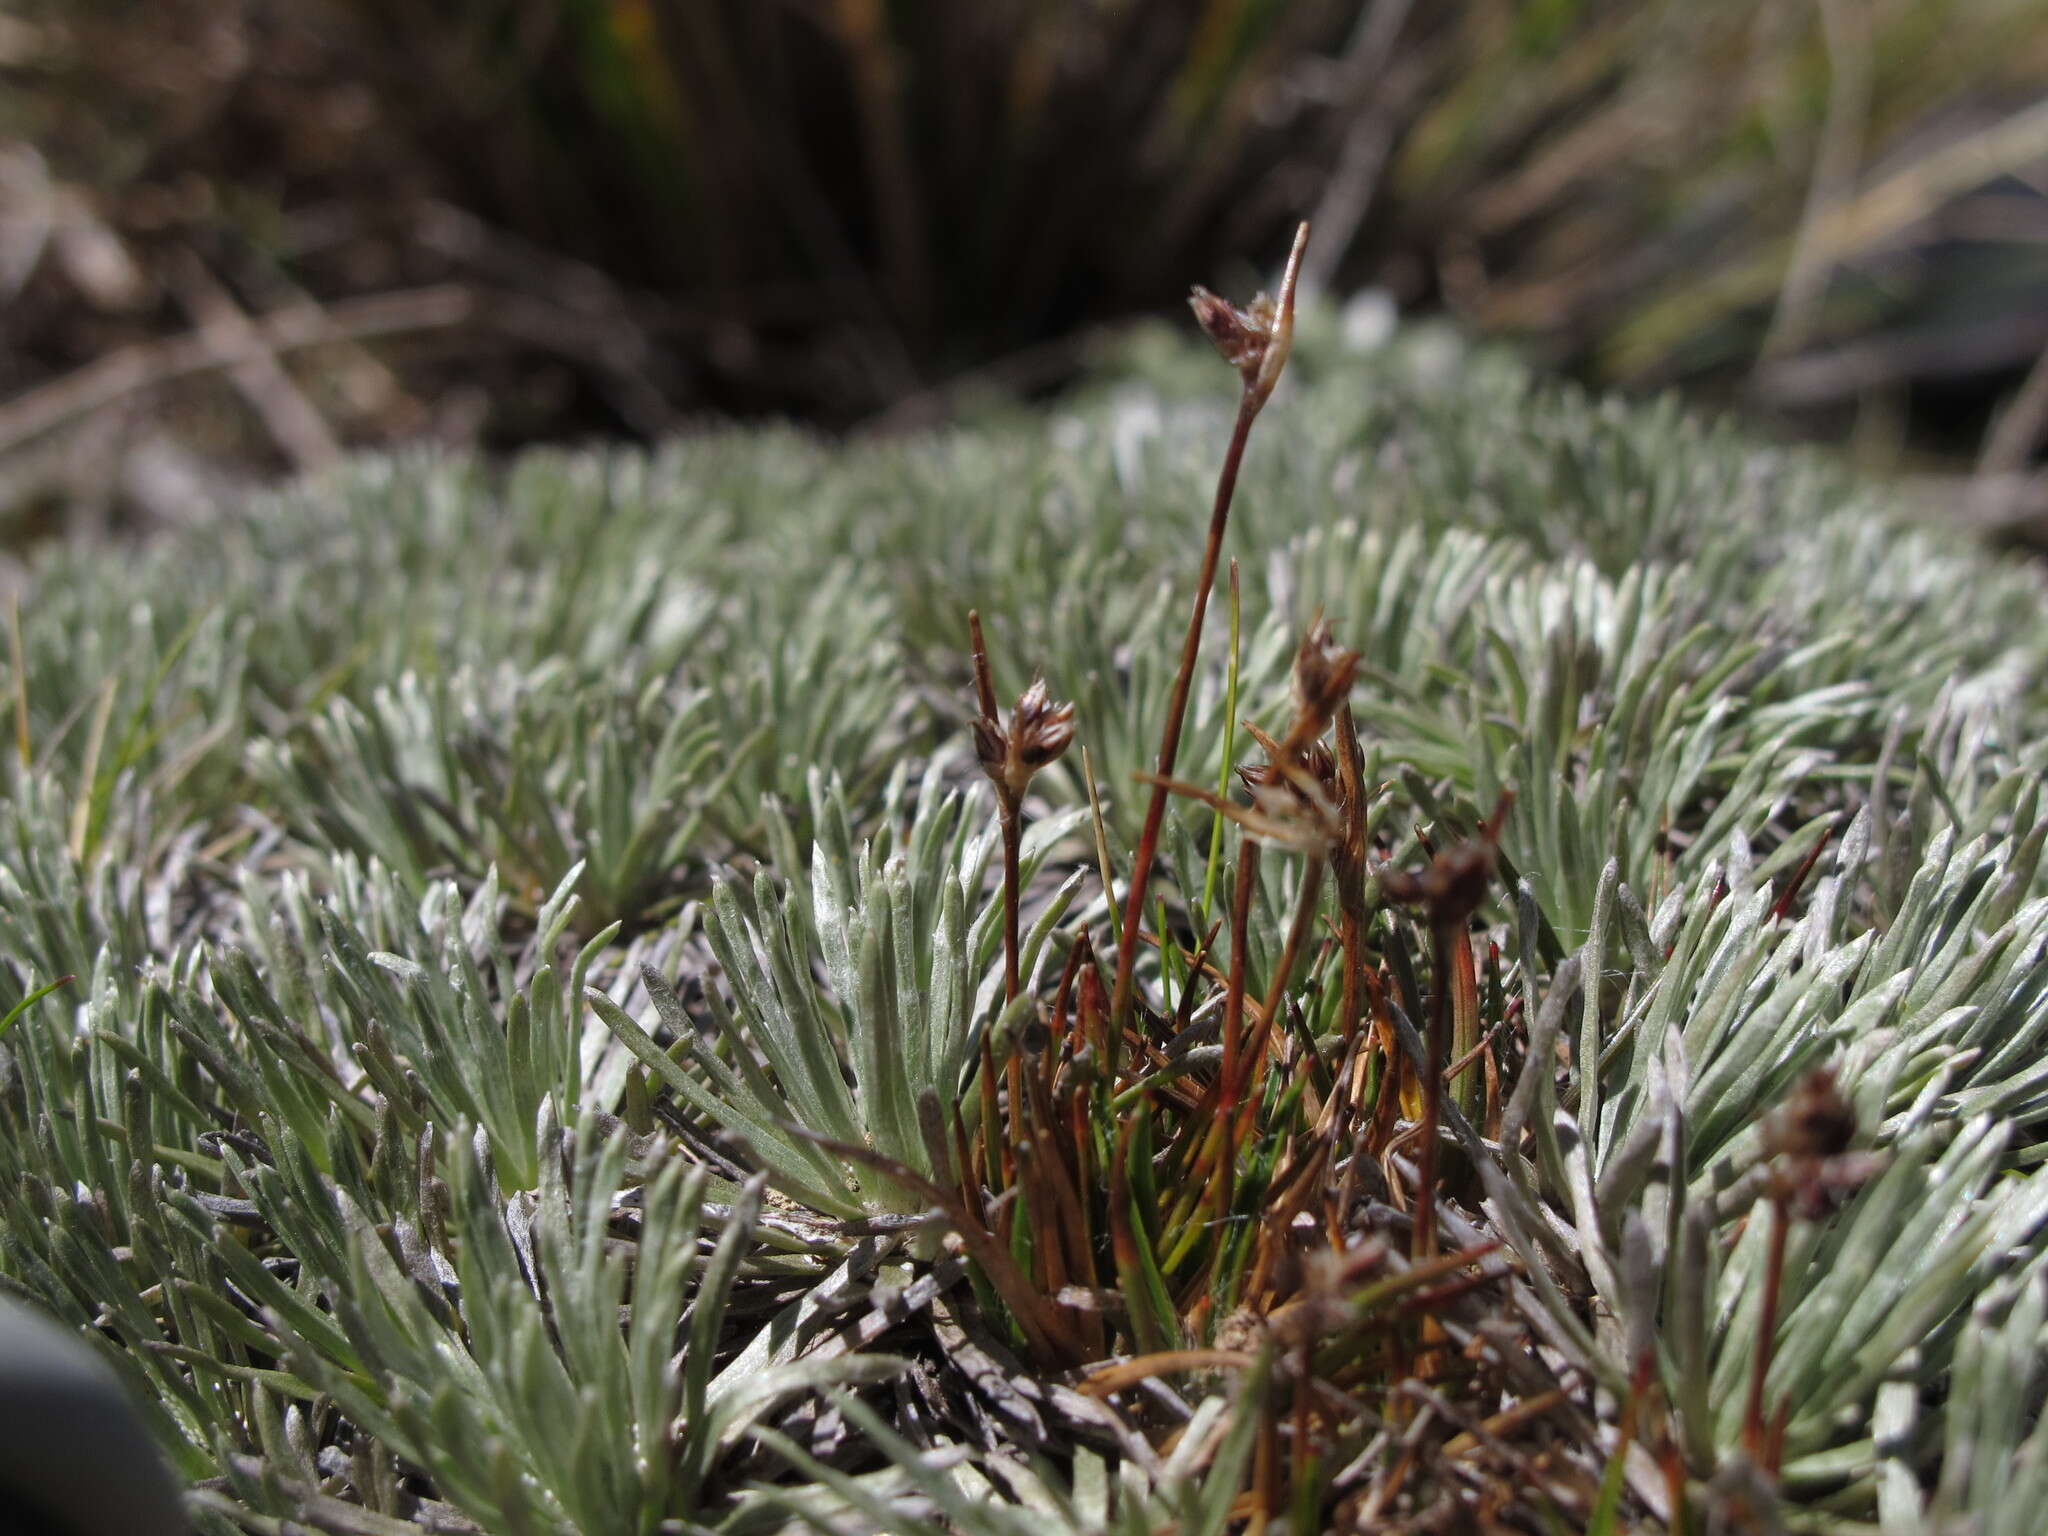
1000, 810, 1022, 1002
1413, 917, 1454, 1261
1108, 392, 1258, 1066
970, 611, 1023, 1004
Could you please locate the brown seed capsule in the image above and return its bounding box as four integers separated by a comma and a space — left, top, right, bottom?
1767, 1068, 1857, 1162
1380, 841, 1495, 929
976, 676, 1075, 806
1765, 1067, 1882, 1219
1238, 726, 1338, 806
1380, 793, 1514, 930
1010, 677, 1076, 772
1190, 286, 1277, 382
1236, 722, 1342, 855
1285, 619, 1360, 754
1188, 221, 1308, 411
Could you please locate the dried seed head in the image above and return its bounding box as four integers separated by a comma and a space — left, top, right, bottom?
976, 676, 1075, 805
1209, 617, 1360, 857
1766, 1067, 1882, 1219
1380, 794, 1513, 929
1380, 842, 1494, 928
1288, 619, 1360, 747
1236, 722, 1342, 855
1768, 1068, 1856, 1162
1238, 728, 1338, 806
1188, 221, 1308, 411
1237, 741, 1338, 796
1011, 677, 1076, 771
1190, 287, 1275, 379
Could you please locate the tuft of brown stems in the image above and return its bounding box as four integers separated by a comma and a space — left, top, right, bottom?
930, 226, 1646, 1527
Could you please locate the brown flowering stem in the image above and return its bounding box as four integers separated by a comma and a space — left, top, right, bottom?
1380, 794, 1512, 1264
1413, 915, 1455, 1262
1108, 222, 1308, 1077
965, 612, 1073, 1202
1108, 391, 1258, 1066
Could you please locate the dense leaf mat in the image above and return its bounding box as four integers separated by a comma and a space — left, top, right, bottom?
4, 321, 2048, 1534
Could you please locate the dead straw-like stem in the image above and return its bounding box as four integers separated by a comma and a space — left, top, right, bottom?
1108, 390, 1259, 1055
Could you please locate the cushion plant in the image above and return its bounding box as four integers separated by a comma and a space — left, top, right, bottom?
3, 241, 2047, 1534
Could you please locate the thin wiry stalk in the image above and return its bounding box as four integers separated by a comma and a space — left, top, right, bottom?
1106, 386, 1258, 1058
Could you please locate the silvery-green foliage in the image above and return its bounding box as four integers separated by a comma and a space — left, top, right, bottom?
5, 322, 2048, 1529
592, 765, 1085, 1218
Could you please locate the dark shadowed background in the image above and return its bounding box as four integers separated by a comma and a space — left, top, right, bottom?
4, 0, 2047, 542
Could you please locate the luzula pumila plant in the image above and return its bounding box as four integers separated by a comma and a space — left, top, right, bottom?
627, 221, 2048, 1531
584, 225, 1619, 1522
